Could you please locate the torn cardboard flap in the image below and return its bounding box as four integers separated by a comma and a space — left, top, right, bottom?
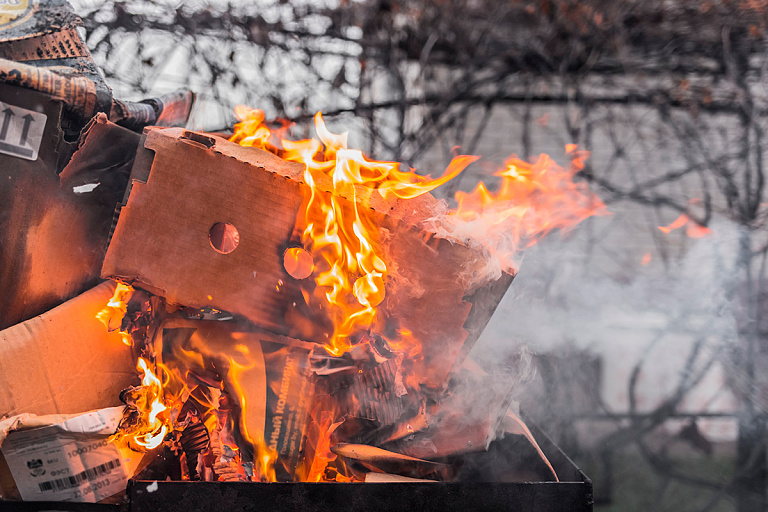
0, 407, 142, 502
0, 280, 138, 419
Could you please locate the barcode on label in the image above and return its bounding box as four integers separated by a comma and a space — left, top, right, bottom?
37, 458, 121, 492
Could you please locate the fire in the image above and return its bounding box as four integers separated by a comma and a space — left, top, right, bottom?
230, 107, 606, 355
135, 359, 169, 449
231, 107, 477, 356
96, 282, 134, 346
437, 147, 608, 276
111, 357, 171, 451
229, 105, 289, 153
658, 213, 712, 238
95, 289, 179, 454
657, 198, 712, 239
97, 108, 605, 482
227, 356, 277, 482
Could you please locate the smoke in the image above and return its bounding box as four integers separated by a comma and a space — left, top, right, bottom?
422, 151, 608, 289
423, 197, 522, 287
467, 215, 743, 442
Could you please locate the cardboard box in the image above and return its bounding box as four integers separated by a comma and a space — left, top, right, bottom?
102, 128, 513, 387
0, 83, 139, 330
0, 280, 137, 419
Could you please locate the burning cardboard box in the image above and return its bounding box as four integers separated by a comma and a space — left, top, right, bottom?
84, 108, 604, 489
0, 2, 604, 497
101, 125, 515, 389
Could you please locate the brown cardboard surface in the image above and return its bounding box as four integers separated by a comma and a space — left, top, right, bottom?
102, 128, 511, 387
0, 280, 137, 419
0, 84, 138, 330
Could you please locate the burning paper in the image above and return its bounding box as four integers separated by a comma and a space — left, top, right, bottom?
93, 105, 605, 485
155, 320, 316, 481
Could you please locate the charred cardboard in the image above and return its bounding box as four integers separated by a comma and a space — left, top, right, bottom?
0, 0, 112, 125
0, 0, 194, 130
0, 280, 137, 419
102, 127, 513, 387
0, 0, 81, 45
0, 83, 138, 330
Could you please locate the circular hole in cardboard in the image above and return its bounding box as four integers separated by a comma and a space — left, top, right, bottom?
283, 247, 314, 279
209, 223, 240, 254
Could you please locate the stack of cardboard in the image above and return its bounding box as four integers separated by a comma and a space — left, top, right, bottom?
0, 1, 193, 502
0, 1, 548, 506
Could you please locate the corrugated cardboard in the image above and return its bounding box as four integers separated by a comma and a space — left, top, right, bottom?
0, 83, 138, 330
102, 128, 513, 387
0, 280, 137, 419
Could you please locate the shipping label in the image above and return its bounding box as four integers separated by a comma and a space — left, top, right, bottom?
1, 407, 133, 502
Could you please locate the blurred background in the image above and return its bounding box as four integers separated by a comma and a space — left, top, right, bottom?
69, 1, 768, 510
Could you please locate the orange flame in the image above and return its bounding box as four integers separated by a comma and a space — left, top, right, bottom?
111, 358, 172, 451
231, 108, 477, 356
96, 282, 134, 346
230, 106, 289, 153
227, 356, 278, 482
99, 283, 173, 451
301, 410, 342, 482
230, 109, 606, 362
436, 147, 608, 275
101, 108, 608, 482
658, 212, 712, 238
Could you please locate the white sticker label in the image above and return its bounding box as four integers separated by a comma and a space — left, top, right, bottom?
0, 100, 47, 161
1, 407, 132, 502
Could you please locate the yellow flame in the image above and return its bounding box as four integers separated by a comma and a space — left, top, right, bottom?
443, 148, 608, 270
223, 107, 609, 482
96, 282, 134, 346
110, 358, 173, 451
231, 109, 475, 356
227, 357, 277, 482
